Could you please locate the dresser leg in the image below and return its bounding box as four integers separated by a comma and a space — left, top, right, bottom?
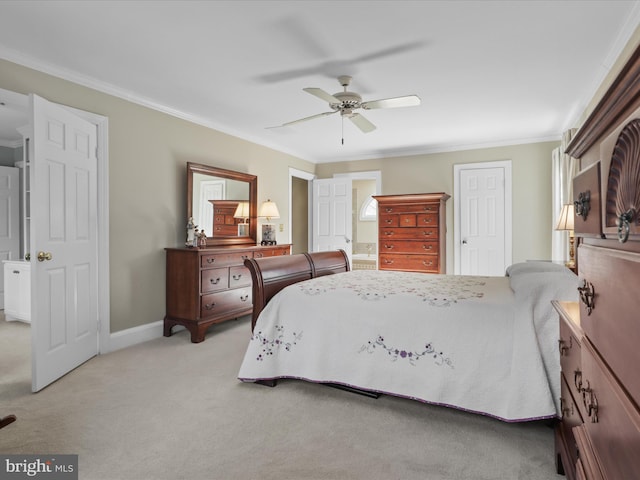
190, 326, 206, 343
163, 317, 174, 337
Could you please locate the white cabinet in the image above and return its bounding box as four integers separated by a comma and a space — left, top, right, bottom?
3, 260, 31, 323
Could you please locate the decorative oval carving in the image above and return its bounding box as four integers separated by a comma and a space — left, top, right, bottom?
606, 119, 640, 240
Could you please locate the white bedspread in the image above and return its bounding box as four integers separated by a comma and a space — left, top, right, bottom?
238, 264, 578, 422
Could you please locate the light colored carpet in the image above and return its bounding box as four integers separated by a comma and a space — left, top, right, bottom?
0, 315, 563, 480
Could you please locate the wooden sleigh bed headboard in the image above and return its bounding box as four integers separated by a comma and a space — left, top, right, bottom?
244, 250, 350, 331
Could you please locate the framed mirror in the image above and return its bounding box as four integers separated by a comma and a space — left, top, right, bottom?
187, 162, 257, 246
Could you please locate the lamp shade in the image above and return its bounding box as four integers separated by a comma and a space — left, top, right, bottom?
259, 199, 280, 221
233, 201, 250, 220
555, 203, 575, 231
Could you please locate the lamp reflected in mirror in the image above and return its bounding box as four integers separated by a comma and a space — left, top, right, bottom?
233, 201, 250, 236
555, 203, 575, 268
259, 199, 280, 245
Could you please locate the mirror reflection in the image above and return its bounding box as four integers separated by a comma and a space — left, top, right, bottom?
187, 162, 257, 246
191, 173, 250, 237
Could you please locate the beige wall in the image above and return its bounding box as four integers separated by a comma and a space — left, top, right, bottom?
3, 22, 639, 334
0, 59, 314, 333
316, 141, 559, 272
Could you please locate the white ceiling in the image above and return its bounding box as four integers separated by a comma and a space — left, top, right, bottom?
1, 1, 639, 162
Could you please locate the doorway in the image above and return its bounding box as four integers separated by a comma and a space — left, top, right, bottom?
0, 87, 110, 391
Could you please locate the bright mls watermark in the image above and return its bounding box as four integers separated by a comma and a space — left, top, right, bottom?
0, 455, 77, 480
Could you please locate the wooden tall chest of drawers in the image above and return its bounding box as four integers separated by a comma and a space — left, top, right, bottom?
164, 244, 290, 343
553, 44, 640, 480
373, 193, 449, 274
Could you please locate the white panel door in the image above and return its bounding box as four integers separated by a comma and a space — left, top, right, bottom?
30, 94, 99, 392
0, 166, 20, 309
197, 180, 225, 237
312, 178, 352, 257
460, 167, 506, 276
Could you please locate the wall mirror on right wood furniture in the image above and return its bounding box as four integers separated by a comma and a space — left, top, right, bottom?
186, 162, 258, 246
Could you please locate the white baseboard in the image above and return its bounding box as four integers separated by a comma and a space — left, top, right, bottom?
105, 320, 184, 353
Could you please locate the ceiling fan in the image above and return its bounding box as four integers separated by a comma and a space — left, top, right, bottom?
270, 75, 420, 138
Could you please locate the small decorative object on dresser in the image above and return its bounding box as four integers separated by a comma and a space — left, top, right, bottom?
553, 43, 640, 480
373, 193, 449, 273
164, 244, 290, 343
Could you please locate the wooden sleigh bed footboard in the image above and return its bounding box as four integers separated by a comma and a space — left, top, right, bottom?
243, 249, 350, 332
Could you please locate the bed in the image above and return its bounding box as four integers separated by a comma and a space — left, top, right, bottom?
238, 251, 579, 422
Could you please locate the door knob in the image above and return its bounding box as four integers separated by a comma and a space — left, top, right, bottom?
462, 240, 467, 245
37, 251, 52, 262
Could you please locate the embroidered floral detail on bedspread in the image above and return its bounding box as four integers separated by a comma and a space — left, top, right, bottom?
297, 270, 485, 306
251, 325, 302, 361
360, 335, 454, 368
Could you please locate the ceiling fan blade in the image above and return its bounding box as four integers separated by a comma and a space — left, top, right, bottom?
361, 95, 421, 110
303, 87, 342, 105
349, 113, 376, 133
267, 111, 337, 129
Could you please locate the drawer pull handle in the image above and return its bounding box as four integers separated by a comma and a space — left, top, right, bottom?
233, 274, 242, 281
574, 191, 591, 220
574, 369, 582, 391
383, 259, 394, 265
422, 218, 432, 224
422, 244, 432, 251
385, 219, 393, 224
210, 277, 221, 285
384, 244, 394, 250
12, 270, 20, 274
422, 231, 433, 236
578, 279, 595, 315
385, 207, 393, 213
204, 302, 216, 310
422, 260, 433, 267
255, 253, 263, 258
558, 338, 570, 356
581, 381, 599, 423
240, 294, 249, 302
206, 258, 216, 264
384, 231, 395, 236
241, 255, 249, 260
560, 397, 574, 419
616, 208, 636, 243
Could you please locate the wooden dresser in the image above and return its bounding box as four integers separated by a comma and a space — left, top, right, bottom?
164, 244, 290, 343
553, 44, 640, 479
373, 193, 449, 274
211, 200, 242, 237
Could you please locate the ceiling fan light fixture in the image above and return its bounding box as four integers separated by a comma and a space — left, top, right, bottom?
272, 75, 420, 134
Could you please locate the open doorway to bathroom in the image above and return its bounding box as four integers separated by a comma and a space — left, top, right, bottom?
333, 171, 381, 269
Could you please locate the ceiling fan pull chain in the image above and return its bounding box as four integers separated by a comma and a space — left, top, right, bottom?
342, 116, 345, 145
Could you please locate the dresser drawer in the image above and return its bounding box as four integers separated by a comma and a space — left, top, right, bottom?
394, 213, 438, 228
559, 375, 584, 469
379, 254, 439, 273
201, 251, 251, 268
379, 227, 438, 240
572, 162, 602, 238
378, 203, 439, 214
581, 340, 640, 480
254, 246, 290, 258
229, 265, 251, 288
200, 288, 252, 318
559, 315, 586, 419
573, 425, 604, 480
578, 245, 640, 405
201, 267, 229, 293
380, 240, 438, 255
379, 214, 399, 227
